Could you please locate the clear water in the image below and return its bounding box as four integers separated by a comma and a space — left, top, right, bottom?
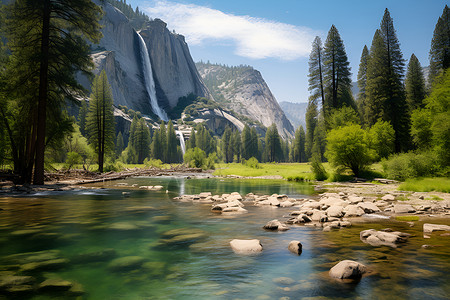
0, 177, 449, 299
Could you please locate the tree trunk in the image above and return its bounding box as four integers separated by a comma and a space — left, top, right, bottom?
33, 0, 51, 185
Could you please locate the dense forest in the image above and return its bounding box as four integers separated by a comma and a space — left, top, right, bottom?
0, 1, 448, 184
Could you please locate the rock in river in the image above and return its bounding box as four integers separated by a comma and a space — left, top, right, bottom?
329, 260, 367, 280
230, 239, 262, 254
263, 219, 289, 231
108, 256, 145, 272
287, 241, 302, 255
423, 223, 450, 233
360, 229, 411, 248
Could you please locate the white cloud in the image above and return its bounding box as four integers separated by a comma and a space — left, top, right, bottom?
143, 1, 319, 60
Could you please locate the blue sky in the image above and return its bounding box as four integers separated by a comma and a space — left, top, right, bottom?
126, 0, 447, 103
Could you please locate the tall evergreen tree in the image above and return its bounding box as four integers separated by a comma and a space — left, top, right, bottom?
159, 121, 167, 161
308, 36, 325, 110
429, 5, 450, 85
231, 130, 241, 162
86, 71, 116, 173
250, 127, 260, 160
292, 126, 306, 162
323, 25, 353, 118
187, 128, 196, 149
128, 117, 150, 164
241, 124, 252, 160
166, 120, 178, 163
115, 131, 124, 158
305, 100, 318, 160
264, 124, 282, 162
357, 45, 370, 123
405, 54, 426, 112
2, 0, 102, 183
221, 126, 233, 163
78, 100, 88, 136
151, 128, 162, 160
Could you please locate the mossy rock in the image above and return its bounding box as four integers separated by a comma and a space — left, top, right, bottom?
108, 256, 145, 272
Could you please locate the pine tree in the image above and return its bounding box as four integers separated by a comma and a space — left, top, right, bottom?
231, 130, 241, 162
151, 129, 162, 160
380, 8, 410, 152
264, 124, 282, 162
221, 126, 233, 163
357, 45, 370, 123
86, 70, 116, 173
78, 100, 88, 136
166, 120, 178, 163
128, 118, 150, 164
115, 131, 124, 158
323, 25, 353, 118
405, 54, 426, 112
311, 118, 327, 161
159, 121, 167, 162
187, 128, 196, 149
2, 0, 102, 183
305, 100, 318, 160
241, 124, 251, 160
308, 36, 325, 109
429, 5, 450, 85
292, 126, 306, 162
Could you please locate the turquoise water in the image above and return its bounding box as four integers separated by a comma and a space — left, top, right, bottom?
0, 177, 449, 299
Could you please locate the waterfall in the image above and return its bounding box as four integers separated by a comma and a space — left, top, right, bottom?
137, 32, 168, 121
176, 131, 186, 156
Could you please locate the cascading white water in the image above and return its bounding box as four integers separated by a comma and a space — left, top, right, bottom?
176, 131, 186, 157
137, 32, 168, 121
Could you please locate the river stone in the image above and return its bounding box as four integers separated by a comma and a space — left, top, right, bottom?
72, 249, 117, 263
288, 241, 302, 255
222, 206, 248, 213
302, 201, 321, 210
347, 195, 363, 204
280, 201, 294, 207
230, 239, 262, 254
360, 229, 411, 248
20, 258, 69, 272
108, 256, 145, 272
5, 250, 61, 264
381, 194, 395, 201
326, 205, 344, 218
108, 222, 140, 231
199, 192, 212, 198
393, 204, 416, 214
423, 223, 450, 233
311, 210, 328, 222
358, 202, 381, 214
273, 277, 295, 285
329, 260, 367, 279
0, 275, 35, 290
343, 205, 365, 217
263, 219, 289, 231
38, 278, 73, 292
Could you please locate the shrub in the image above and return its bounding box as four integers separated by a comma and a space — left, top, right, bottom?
368, 120, 395, 160
243, 157, 260, 169
104, 160, 124, 172
144, 158, 163, 169
310, 154, 328, 181
65, 152, 82, 170
205, 152, 217, 170
325, 124, 375, 176
184, 147, 206, 168
381, 151, 439, 180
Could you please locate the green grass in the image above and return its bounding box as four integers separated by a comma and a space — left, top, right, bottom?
425, 195, 444, 201
398, 177, 450, 193
213, 162, 333, 180
395, 216, 420, 221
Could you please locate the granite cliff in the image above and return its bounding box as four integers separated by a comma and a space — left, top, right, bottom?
196, 62, 294, 139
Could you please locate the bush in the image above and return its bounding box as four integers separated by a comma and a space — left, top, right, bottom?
368, 120, 395, 160
205, 152, 217, 170
310, 154, 328, 181
104, 160, 124, 172
325, 124, 375, 176
243, 157, 260, 169
144, 158, 163, 169
65, 152, 82, 170
184, 147, 206, 169
381, 151, 439, 180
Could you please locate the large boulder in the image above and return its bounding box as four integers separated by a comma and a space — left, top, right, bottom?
329, 260, 367, 280
358, 202, 381, 214
230, 239, 262, 254
360, 229, 411, 248
263, 220, 289, 231
326, 205, 344, 218
393, 204, 416, 214
343, 205, 365, 217
287, 241, 302, 255
423, 223, 450, 233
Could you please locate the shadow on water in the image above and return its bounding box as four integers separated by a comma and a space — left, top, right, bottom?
0, 177, 448, 299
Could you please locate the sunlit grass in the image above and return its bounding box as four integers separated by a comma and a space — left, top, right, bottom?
395, 216, 419, 221
398, 177, 450, 193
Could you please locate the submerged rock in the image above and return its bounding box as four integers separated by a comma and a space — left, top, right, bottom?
20, 258, 69, 272
287, 241, 302, 255
423, 223, 450, 233
0, 274, 35, 293
360, 229, 411, 248
72, 249, 117, 264
329, 260, 367, 280
229, 239, 262, 254
108, 256, 145, 272
273, 277, 295, 285
263, 219, 289, 231
38, 278, 73, 292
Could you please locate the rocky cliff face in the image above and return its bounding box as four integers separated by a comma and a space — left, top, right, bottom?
196, 63, 294, 139
80, 2, 211, 118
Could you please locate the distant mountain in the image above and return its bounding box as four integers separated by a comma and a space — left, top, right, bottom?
279, 101, 308, 130
195, 62, 294, 139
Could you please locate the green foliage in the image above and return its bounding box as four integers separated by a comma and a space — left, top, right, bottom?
325, 124, 375, 176
144, 158, 163, 169
398, 177, 450, 193
310, 154, 328, 181
264, 124, 283, 162
410, 109, 433, 149
304, 100, 318, 160
291, 126, 306, 162
128, 117, 151, 164
308, 36, 325, 108
115, 132, 124, 158
184, 147, 206, 169
243, 157, 260, 169
357, 45, 369, 122
405, 54, 426, 112
168, 93, 196, 120
429, 5, 450, 85
104, 159, 124, 173
323, 25, 354, 116
381, 152, 440, 180
368, 120, 395, 160
64, 152, 82, 170
205, 152, 217, 170
78, 100, 88, 136
327, 106, 360, 129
